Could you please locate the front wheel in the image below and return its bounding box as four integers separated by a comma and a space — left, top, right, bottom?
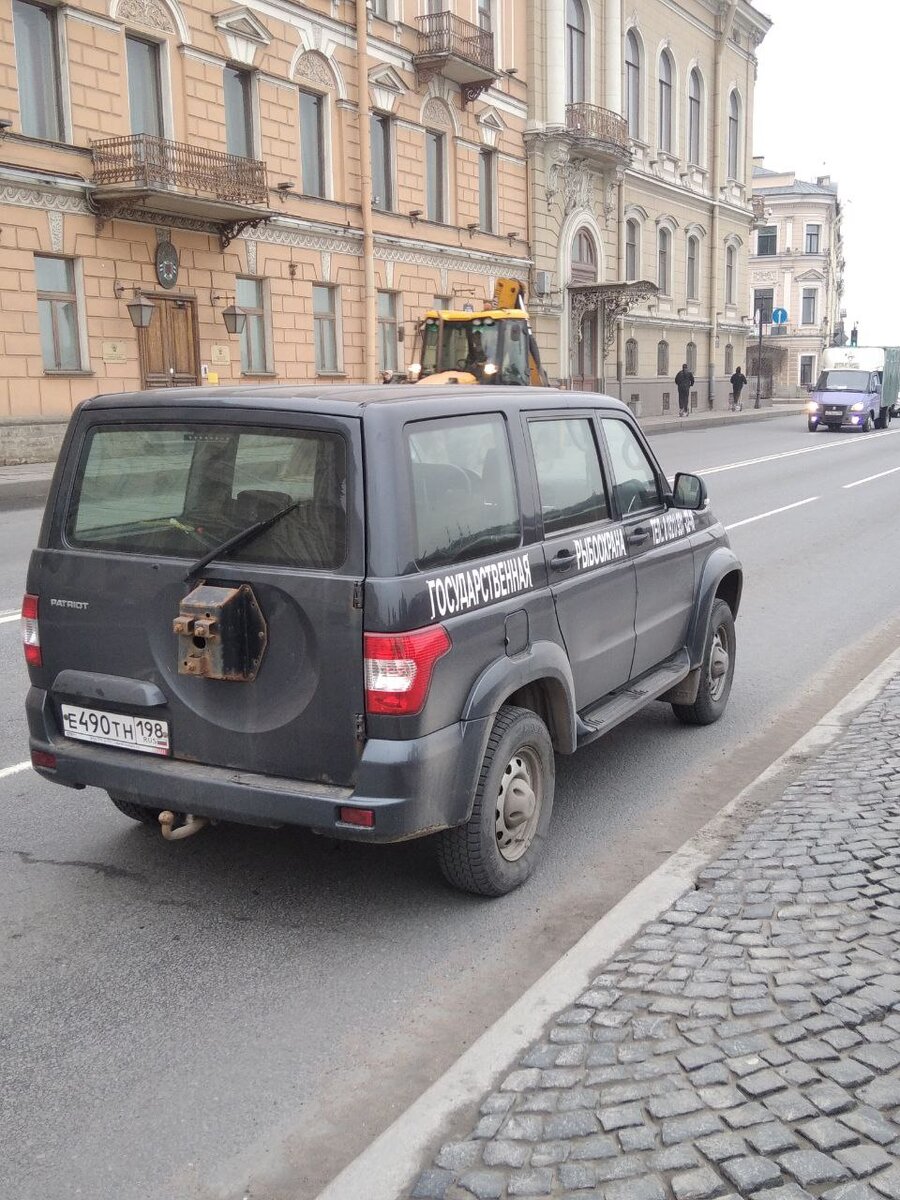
862, 413, 874, 432
672, 599, 736, 726
808, 420, 819, 433
437, 705, 554, 896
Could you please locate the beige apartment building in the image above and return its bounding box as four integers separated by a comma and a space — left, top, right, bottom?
0, 0, 530, 437
524, 0, 770, 412
748, 158, 845, 397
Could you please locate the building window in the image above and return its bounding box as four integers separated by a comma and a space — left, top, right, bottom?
313, 284, 339, 373
800, 354, 815, 386
687, 68, 701, 165
224, 67, 254, 158
658, 50, 673, 153
425, 130, 445, 223
299, 90, 326, 198
686, 340, 697, 373
686, 235, 699, 300
566, 0, 586, 105
13, 0, 64, 141
724, 343, 734, 375
805, 224, 821, 254
657, 227, 671, 294
753, 287, 774, 324
126, 34, 164, 137
725, 244, 736, 304
625, 30, 640, 140
478, 148, 496, 233
625, 338, 638, 376
657, 339, 669, 376
372, 0, 389, 17
477, 0, 493, 33
377, 291, 399, 374
370, 112, 393, 210
756, 225, 777, 256
35, 256, 82, 372
802, 288, 817, 326
625, 219, 638, 281
727, 90, 739, 180
236, 277, 270, 374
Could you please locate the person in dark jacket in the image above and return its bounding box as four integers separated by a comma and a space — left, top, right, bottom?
730, 366, 748, 410
675, 364, 694, 415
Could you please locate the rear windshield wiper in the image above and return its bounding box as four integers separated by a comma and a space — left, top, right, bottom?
184, 498, 301, 584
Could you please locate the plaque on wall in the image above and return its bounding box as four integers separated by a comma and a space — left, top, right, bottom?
101, 340, 127, 363
210, 344, 231, 365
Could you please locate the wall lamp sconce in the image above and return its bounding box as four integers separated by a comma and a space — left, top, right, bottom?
466, 221, 479, 238
114, 281, 155, 329
275, 181, 294, 203
408, 208, 422, 227
677, 307, 687, 317
505, 67, 518, 77
506, 231, 517, 246
211, 291, 247, 335
0, 118, 12, 142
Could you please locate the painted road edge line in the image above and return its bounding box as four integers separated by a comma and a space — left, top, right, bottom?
0, 761, 30, 780
843, 464, 900, 490
696, 426, 899, 475
0, 611, 20, 625
314, 642, 900, 1200
724, 495, 819, 532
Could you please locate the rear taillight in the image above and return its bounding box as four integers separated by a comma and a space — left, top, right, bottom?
364, 625, 451, 715
22, 593, 41, 667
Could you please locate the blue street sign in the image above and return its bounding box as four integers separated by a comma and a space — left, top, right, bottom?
772, 307, 788, 325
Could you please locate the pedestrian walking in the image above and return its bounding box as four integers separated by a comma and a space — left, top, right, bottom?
730, 365, 747, 411
675, 363, 694, 416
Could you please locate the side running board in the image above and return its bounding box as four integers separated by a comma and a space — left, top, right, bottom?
575, 650, 692, 746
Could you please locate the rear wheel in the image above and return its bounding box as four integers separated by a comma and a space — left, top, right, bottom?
672, 599, 736, 726
876, 406, 890, 430
108, 793, 162, 825
437, 705, 554, 897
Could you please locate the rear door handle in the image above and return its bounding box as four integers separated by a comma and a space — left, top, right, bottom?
627, 527, 650, 546
550, 548, 576, 569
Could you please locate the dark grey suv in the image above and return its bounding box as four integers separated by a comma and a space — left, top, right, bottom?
23, 385, 741, 895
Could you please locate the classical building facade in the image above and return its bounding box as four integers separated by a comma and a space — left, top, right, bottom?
748, 159, 844, 397
525, 0, 770, 412
0, 0, 530, 428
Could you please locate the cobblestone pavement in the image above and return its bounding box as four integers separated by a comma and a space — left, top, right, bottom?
408, 677, 900, 1200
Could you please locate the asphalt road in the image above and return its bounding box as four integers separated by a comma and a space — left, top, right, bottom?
3, 413, 900, 1200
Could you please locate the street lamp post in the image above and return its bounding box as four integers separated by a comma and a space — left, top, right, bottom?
754, 308, 763, 409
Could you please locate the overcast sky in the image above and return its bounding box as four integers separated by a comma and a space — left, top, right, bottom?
753, 1, 898, 344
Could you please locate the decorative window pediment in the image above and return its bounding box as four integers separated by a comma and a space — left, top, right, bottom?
796, 268, 825, 283
369, 64, 406, 113
214, 7, 271, 66
477, 105, 505, 147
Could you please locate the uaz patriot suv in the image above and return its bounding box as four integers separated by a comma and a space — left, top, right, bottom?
24, 386, 741, 895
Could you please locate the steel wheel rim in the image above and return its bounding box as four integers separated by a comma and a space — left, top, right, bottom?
708, 626, 730, 701
495, 746, 542, 863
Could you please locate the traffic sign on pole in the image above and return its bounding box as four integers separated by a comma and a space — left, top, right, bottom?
772, 307, 788, 325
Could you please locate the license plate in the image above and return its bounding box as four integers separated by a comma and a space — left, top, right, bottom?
825, 409, 844, 418
60, 704, 170, 756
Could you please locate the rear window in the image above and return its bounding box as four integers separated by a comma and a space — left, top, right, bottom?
406, 414, 520, 569
67, 424, 347, 569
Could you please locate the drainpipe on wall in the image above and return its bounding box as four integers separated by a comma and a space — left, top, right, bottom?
708, 1, 738, 410
356, 0, 378, 385
612, 0, 625, 403
616, 174, 625, 403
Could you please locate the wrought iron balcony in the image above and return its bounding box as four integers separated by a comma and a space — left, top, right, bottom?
414, 11, 497, 103
91, 134, 272, 246
565, 103, 630, 162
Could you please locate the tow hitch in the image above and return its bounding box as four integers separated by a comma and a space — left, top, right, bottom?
158, 810, 209, 841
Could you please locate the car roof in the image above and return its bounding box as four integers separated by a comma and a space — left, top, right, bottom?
80, 384, 634, 419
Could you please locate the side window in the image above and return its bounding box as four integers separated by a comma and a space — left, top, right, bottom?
600, 419, 662, 515
528, 418, 609, 536
407, 414, 520, 569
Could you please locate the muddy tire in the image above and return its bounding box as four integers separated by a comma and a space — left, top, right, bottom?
108, 792, 162, 825
672, 599, 736, 726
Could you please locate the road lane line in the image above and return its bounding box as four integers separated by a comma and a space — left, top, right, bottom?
0, 761, 30, 780
697, 428, 900, 475
724, 496, 819, 532
842, 465, 900, 490
0, 612, 20, 625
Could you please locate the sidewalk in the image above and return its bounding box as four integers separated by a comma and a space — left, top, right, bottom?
0, 462, 55, 507
642, 401, 806, 437
408, 674, 900, 1200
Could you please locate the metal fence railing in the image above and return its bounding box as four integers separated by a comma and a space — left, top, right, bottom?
92, 134, 268, 205
565, 103, 629, 151
415, 11, 494, 71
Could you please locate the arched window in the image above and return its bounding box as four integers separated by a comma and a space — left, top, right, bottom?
727, 90, 740, 179
571, 228, 599, 387
625, 218, 639, 281
686, 340, 697, 373
658, 50, 673, 153
657, 339, 669, 376
688, 68, 701, 165
725, 343, 734, 375
686, 234, 699, 300
725, 244, 736, 304
566, 0, 586, 106
658, 227, 670, 293
625, 338, 638, 375
625, 30, 640, 140
571, 228, 597, 282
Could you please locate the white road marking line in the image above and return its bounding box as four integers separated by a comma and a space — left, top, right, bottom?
697, 428, 900, 475
842, 464, 900, 490
724, 496, 819, 532
0, 612, 20, 625
0, 761, 30, 780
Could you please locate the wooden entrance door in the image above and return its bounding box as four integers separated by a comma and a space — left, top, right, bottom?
138, 296, 199, 387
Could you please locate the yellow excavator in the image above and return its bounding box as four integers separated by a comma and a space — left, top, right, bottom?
406, 279, 549, 387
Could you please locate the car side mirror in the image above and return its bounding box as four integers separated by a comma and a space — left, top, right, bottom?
672, 471, 707, 510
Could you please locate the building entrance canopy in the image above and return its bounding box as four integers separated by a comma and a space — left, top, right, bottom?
569, 280, 659, 350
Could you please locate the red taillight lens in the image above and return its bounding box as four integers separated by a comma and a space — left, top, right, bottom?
22, 593, 41, 667
338, 806, 375, 828
31, 749, 57, 770
364, 624, 451, 715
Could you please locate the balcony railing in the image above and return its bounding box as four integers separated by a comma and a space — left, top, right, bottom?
565, 103, 629, 153
92, 134, 268, 206
415, 11, 494, 74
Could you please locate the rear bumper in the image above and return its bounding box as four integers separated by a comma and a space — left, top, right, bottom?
26, 686, 490, 842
